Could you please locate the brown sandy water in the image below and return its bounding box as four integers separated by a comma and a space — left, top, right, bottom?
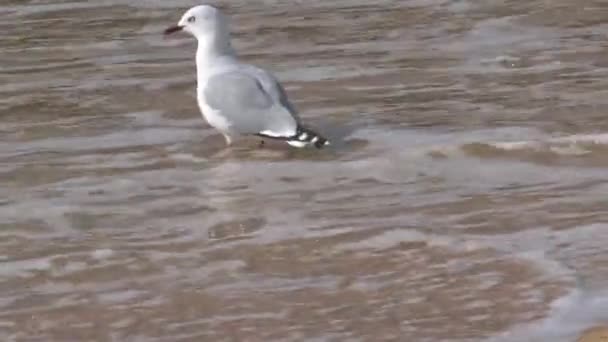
1, 0, 608, 341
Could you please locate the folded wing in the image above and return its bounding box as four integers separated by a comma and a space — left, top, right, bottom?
203, 70, 298, 137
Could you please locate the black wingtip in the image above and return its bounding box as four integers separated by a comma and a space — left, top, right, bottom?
256, 126, 330, 149
313, 137, 329, 149
294, 126, 329, 149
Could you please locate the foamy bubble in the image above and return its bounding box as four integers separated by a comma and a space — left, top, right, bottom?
91, 249, 114, 260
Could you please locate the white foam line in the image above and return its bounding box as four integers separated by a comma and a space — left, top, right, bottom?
470, 223, 608, 341
352, 127, 608, 160
334, 228, 465, 252
490, 133, 608, 152
486, 289, 608, 342
559, 133, 608, 145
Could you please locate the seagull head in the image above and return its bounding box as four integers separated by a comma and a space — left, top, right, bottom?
164, 5, 229, 40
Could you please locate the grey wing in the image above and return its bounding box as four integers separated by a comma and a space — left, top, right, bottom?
241, 65, 302, 123
204, 71, 298, 136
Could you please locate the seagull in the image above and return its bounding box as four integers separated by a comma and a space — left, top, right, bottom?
164, 5, 330, 149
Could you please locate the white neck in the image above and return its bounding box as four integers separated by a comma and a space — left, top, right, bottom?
195, 33, 235, 80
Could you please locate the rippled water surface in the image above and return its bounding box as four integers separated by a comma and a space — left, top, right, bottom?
2, 0, 608, 341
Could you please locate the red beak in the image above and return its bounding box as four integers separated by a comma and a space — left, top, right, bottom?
164, 25, 183, 35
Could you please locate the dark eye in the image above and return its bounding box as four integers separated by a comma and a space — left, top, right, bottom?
187, 16, 195, 23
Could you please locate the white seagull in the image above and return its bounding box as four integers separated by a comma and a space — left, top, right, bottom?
164, 5, 329, 148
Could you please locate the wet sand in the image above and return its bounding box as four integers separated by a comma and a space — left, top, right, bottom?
1, 0, 608, 341
578, 326, 608, 342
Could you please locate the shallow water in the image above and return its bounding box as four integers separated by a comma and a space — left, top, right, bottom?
1, 0, 608, 341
